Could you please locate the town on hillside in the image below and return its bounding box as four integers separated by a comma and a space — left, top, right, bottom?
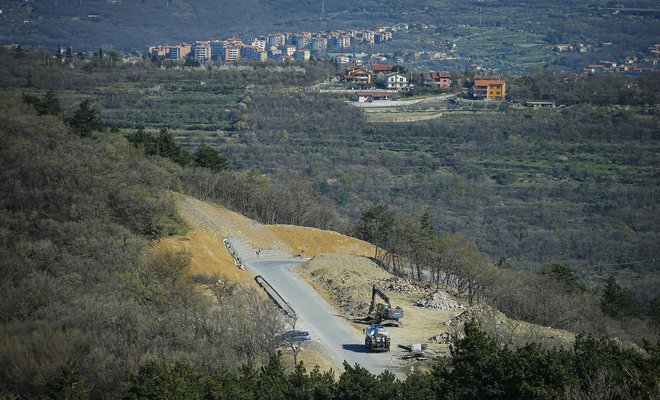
147, 23, 408, 64
344, 64, 507, 102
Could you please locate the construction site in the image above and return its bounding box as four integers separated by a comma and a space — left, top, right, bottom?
152, 194, 575, 376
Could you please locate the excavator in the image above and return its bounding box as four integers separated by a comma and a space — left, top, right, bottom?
368, 284, 404, 326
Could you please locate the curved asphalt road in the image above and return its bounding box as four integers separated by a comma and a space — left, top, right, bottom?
246, 258, 399, 376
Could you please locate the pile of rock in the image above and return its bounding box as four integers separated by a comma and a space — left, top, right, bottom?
446, 308, 478, 327
382, 278, 426, 294
429, 332, 452, 344
444, 304, 492, 327
416, 290, 464, 310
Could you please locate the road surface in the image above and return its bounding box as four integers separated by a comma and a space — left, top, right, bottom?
246, 258, 401, 376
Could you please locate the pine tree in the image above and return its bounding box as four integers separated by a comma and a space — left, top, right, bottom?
157, 128, 191, 166
419, 211, 435, 239
22, 90, 62, 116
448, 320, 509, 399
540, 262, 586, 293
601, 274, 642, 318
193, 143, 229, 172
68, 99, 103, 137
125, 362, 204, 400
127, 127, 158, 154
356, 203, 395, 254
42, 89, 63, 116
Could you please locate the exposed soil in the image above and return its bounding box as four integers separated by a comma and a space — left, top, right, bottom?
267, 225, 375, 258
153, 194, 575, 373
295, 254, 465, 364
295, 253, 576, 371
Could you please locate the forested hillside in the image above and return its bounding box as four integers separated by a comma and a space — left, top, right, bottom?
0, 92, 291, 396
2, 50, 657, 302
0, 54, 658, 397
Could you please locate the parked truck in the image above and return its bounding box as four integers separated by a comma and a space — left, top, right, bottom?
364, 323, 390, 352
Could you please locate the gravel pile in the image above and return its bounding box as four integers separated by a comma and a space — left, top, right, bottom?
429, 332, 452, 344
416, 290, 464, 310
445, 304, 507, 328
381, 278, 426, 294
445, 306, 484, 327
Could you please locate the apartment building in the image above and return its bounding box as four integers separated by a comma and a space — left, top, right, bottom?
473, 79, 506, 100
191, 41, 211, 64
310, 37, 328, 52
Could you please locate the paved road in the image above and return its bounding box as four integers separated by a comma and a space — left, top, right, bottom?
246, 258, 400, 376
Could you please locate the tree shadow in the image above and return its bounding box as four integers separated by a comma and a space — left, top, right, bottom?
342, 343, 369, 353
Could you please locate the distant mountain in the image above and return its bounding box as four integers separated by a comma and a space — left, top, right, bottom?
1, 0, 657, 58
0, 0, 429, 51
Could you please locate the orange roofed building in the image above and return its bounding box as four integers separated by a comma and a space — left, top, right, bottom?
473, 79, 506, 100
371, 64, 395, 73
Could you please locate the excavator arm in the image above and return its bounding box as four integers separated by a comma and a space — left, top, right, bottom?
368, 284, 391, 314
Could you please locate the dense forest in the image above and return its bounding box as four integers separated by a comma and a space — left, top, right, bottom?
6, 322, 659, 399
0, 52, 658, 397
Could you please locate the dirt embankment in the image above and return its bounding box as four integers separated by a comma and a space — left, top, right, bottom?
267, 225, 375, 258
152, 195, 378, 284
153, 232, 251, 284
151, 194, 574, 372
296, 254, 466, 358
151, 195, 275, 285
296, 253, 575, 364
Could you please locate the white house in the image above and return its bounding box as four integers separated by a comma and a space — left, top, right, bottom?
385, 73, 410, 91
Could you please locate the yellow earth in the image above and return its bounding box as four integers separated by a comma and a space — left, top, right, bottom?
151, 194, 575, 373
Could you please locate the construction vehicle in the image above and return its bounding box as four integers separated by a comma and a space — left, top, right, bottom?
364, 324, 390, 352
368, 284, 404, 326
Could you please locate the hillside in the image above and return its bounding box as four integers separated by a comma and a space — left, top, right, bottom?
155, 194, 577, 373
0, 0, 421, 51
2, 87, 658, 398
1, 0, 658, 73
1, 53, 656, 302
150, 195, 374, 283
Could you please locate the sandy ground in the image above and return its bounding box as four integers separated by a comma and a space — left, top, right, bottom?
153, 232, 252, 284
267, 225, 375, 258
296, 254, 464, 371
152, 194, 575, 374
151, 195, 384, 372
